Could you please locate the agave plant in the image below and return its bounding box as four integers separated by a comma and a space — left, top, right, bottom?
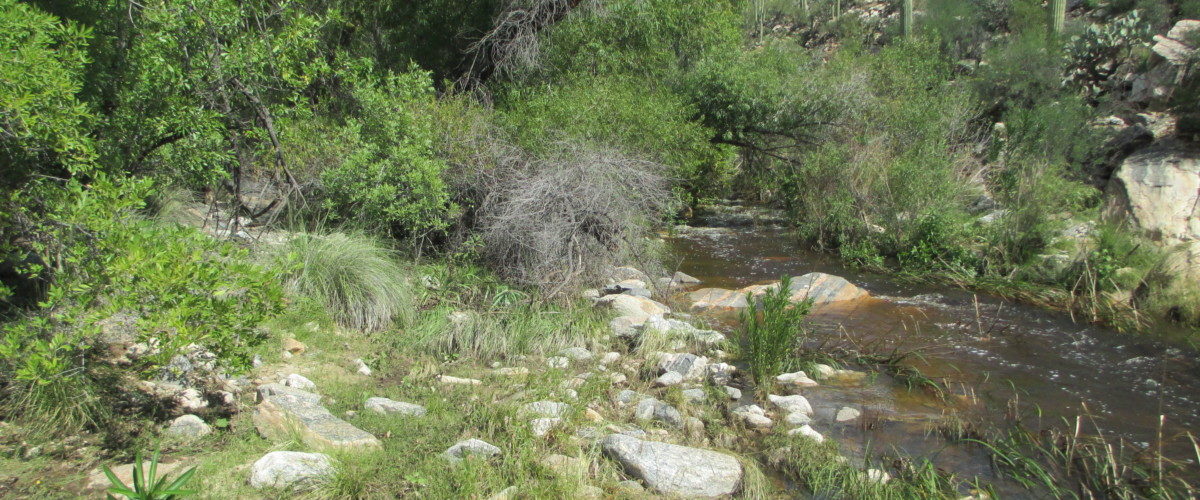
102, 450, 197, 500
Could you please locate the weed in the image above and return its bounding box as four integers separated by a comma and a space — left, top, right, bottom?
740, 276, 811, 391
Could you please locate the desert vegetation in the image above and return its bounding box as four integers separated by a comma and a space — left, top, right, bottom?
3, 0, 1200, 497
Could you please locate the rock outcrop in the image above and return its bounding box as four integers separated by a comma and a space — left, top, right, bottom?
1106, 140, 1200, 278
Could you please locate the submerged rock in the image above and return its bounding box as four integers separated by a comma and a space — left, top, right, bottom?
601, 434, 743, 497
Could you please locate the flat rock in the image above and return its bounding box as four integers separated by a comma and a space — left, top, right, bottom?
597, 294, 670, 325
741, 272, 870, 306
364, 397, 426, 417
282, 373, 316, 390
777, 371, 819, 387
254, 386, 381, 450
687, 288, 748, 312
601, 434, 743, 497
654, 371, 683, 387
249, 451, 334, 491
835, 406, 861, 422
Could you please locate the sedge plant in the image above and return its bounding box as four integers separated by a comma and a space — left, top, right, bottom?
102, 450, 197, 500
740, 276, 812, 391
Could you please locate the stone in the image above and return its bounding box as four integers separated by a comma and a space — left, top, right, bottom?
492, 366, 530, 376
437, 375, 482, 386
768, 394, 813, 416
1105, 141, 1200, 279
364, 397, 426, 417
784, 412, 812, 426
540, 454, 583, 476
657, 353, 708, 381
616, 390, 646, 405
672, 271, 702, 284
835, 407, 861, 422
282, 338, 307, 355
282, 374, 316, 390
166, 414, 211, 440
443, 438, 502, 462
353, 359, 372, 376
547, 356, 570, 369
254, 386, 381, 450
559, 347, 593, 361
733, 405, 773, 429
530, 418, 562, 437
584, 408, 603, 422
866, 468, 892, 484
787, 425, 825, 443
596, 294, 671, 325
601, 434, 743, 497
608, 372, 628, 385
776, 371, 819, 387
599, 352, 621, 365
609, 316, 640, 338
742, 273, 870, 307
249, 451, 334, 491
523, 400, 570, 418
634, 398, 683, 428
708, 363, 736, 385
687, 288, 748, 312
681, 388, 706, 403
610, 266, 652, 283
617, 479, 646, 494
176, 388, 208, 412
1151, 20, 1200, 64
723, 386, 742, 400
654, 371, 683, 387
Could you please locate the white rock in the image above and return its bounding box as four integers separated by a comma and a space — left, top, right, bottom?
707, 363, 736, 385
249, 451, 334, 491
437, 375, 482, 386
166, 414, 211, 439
768, 394, 813, 416
723, 386, 742, 400
547, 356, 570, 369
835, 407, 861, 422
559, 347, 593, 361
812, 364, 836, 379
176, 388, 208, 412
787, 425, 825, 443
654, 371, 684, 387
530, 417, 561, 437
784, 412, 812, 426
493, 367, 530, 376
601, 434, 742, 497
600, 352, 621, 364
866, 468, 891, 484
282, 374, 316, 390
658, 353, 708, 381
443, 438, 502, 462
353, 359, 372, 376
681, 388, 706, 403
776, 371, 819, 387
523, 401, 569, 418
364, 397, 426, 416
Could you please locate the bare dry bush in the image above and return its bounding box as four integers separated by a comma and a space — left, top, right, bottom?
463, 0, 583, 84
468, 142, 672, 297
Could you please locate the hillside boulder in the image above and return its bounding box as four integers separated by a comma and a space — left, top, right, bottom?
1105, 141, 1200, 278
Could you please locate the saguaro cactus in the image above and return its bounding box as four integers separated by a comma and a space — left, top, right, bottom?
1051, 0, 1066, 35
901, 0, 914, 39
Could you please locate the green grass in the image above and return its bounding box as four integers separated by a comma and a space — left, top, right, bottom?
739, 276, 811, 392
265, 232, 415, 332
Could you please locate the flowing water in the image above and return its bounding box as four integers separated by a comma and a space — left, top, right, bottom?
667, 207, 1200, 494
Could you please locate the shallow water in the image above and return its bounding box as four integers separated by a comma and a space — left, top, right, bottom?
668, 218, 1200, 492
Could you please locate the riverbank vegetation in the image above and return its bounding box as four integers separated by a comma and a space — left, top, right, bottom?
3, 0, 1200, 497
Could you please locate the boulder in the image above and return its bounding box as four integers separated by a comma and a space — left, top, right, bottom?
597, 294, 671, 325
768, 394, 813, 416
282, 338, 307, 355
744, 273, 870, 306
601, 434, 743, 497
835, 407, 861, 422
654, 371, 684, 387
364, 397, 426, 417
732, 405, 773, 429
254, 385, 381, 450
1105, 141, 1200, 278
776, 371, 819, 387
672, 271, 702, 284
353, 358, 372, 376
657, 353, 708, 381
282, 374, 316, 390
687, 288, 748, 312
249, 451, 334, 491
166, 414, 211, 440
787, 425, 825, 443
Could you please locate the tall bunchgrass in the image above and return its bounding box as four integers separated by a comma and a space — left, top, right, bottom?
740, 276, 811, 390
268, 232, 414, 332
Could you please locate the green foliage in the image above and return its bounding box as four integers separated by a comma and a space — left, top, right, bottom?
266, 232, 415, 332
1064, 10, 1154, 96
1, 177, 282, 434
319, 67, 456, 236
0, 0, 95, 188
501, 75, 735, 203
103, 450, 197, 500
740, 277, 811, 389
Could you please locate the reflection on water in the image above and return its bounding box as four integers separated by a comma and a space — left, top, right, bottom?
670, 224, 1200, 490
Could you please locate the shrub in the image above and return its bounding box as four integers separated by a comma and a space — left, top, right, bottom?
470, 142, 673, 297
1, 177, 282, 436
741, 276, 811, 389
318, 67, 456, 237
1064, 10, 1154, 96
266, 232, 414, 332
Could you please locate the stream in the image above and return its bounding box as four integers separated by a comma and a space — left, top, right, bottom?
667, 206, 1200, 494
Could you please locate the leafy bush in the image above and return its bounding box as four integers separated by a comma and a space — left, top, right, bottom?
0, 0, 94, 188
1064, 10, 1154, 96
1, 177, 282, 435
319, 68, 456, 237
741, 277, 811, 389
266, 232, 414, 332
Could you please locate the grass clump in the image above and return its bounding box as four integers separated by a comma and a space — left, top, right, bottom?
740, 276, 811, 390
268, 232, 414, 332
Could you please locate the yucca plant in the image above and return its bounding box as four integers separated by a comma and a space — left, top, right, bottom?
102, 450, 197, 500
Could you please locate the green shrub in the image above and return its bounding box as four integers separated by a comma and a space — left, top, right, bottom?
1, 177, 282, 435
740, 277, 811, 390
102, 449, 197, 500
266, 232, 414, 332
319, 67, 456, 237
1064, 10, 1154, 96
